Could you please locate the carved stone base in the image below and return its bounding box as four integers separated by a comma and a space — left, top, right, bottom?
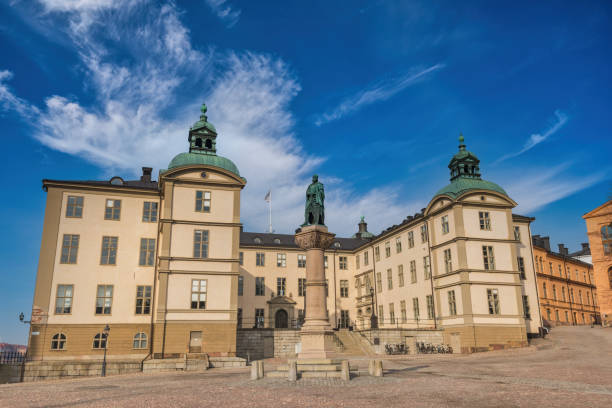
298, 331, 337, 360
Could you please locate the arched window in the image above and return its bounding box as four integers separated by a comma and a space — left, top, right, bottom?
254, 237, 262, 244
133, 332, 147, 349
205, 139, 212, 149
93, 332, 108, 349
51, 333, 66, 350
195, 138, 203, 148
602, 226, 612, 255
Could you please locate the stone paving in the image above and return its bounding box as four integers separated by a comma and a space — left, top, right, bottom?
1, 326, 612, 407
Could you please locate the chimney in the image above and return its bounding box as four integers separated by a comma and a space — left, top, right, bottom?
558, 243, 568, 256
541, 237, 551, 252
581, 242, 589, 250
141, 167, 152, 183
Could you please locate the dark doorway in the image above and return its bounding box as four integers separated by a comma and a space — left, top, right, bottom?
275, 309, 288, 328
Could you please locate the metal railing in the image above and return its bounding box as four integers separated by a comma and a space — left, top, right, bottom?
0, 351, 26, 365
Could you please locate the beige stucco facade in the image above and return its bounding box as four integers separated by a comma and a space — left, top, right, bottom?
27, 114, 546, 360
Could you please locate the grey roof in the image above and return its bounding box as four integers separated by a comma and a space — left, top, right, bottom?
43, 178, 158, 190
240, 231, 367, 251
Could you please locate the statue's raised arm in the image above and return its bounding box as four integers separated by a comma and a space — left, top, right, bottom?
302, 174, 325, 226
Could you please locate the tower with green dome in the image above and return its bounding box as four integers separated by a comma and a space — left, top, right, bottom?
434, 134, 507, 199
165, 103, 243, 180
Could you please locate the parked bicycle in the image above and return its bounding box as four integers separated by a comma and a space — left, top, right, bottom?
384, 343, 409, 355
416, 342, 453, 354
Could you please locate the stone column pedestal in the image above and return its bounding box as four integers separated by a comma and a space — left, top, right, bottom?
295, 225, 336, 359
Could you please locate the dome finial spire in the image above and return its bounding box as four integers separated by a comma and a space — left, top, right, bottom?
458, 132, 466, 151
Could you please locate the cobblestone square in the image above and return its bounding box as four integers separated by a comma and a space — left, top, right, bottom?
2, 327, 612, 407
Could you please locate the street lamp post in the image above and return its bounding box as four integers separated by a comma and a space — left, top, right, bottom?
101, 324, 110, 377
369, 288, 378, 329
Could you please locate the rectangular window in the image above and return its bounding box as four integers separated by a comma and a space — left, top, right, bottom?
325, 280, 329, 297
340, 310, 350, 328
565, 311, 569, 322
339, 256, 347, 270
277, 253, 287, 267
562, 287, 566, 301
444, 249, 452, 273
549, 262, 553, 274
100, 236, 118, 265
378, 305, 384, 325
517, 257, 525, 279
553, 285, 557, 300
365, 251, 370, 265
256, 252, 265, 266
191, 279, 207, 309
255, 277, 265, 296
298, 278, 307, 297
413, 297, 420, 320
364, 275, 372, 292
297, 254, 306, 268
255, 309, 265, 328
483, 246, 495, 270
396, 237, 402, 253
387, 269, 393, 290
238, 276, 244, 296
408, 231, 414, 248
60, 234, 79, 264
356, 255, 360, 269
135, 285, 152, 315
66, 196, 84, 218
398, 265, 405, 287
277, 277, 286, 296
324, 255, 328, 268
426, 295, 434, 319
237, 308, 242, 328
385, 242, 391, 258
424, 256, 431, 279
195, 191, 211, 212
95, 285, 113, 315
513, 226, 521, 241
487, 289, 500, 315
555, 310, 560, 321
400, 300, 407, 323
420, 224, 428, 243
104, 199, 121, 220
142, 201, 158, 222
55, 285, 73, 314
374, 247, 379, 262
239, 252, 244, 265
410, 260, 417, 283
441, 215, 449, 234
542, 282, 547, 298
448, 290, 457, 316
546, 308, 551, 321
340, 280, 349, 297
139, 238, 156, 266
193, 230, 209, 259
479, 211, 491, 230
376, 272, 382, 293
389, 303, 395, 324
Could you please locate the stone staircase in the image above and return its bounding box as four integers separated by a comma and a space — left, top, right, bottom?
335, 330, 375, 356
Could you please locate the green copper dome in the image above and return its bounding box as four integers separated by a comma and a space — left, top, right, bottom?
434, 178, 507, 198
434, 134, 507, 199
167, 152, 241, 176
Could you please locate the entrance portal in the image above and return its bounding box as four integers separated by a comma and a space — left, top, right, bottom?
275, 309, 288, 328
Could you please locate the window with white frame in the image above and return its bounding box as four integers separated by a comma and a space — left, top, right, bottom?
339, 256, 348, 270
396, 237, 402, 253
95, 285, 113, 314
420, 224, 428, 242
448, 290, 457, 316
191, 279, 207, 309
298, 278, 306, 297
413, 297, 420, 320
55, 285, 73, 314
256, 252, 265, 266
297, 254, 306, 268
444, 249, 452, 273
408, 231, 414, 248
133, 332, 147, 349
398, 264, 404, 287
385, 242, 391, 258
479, 211, 491, 230
340, 280, 349, 297
426, 295, 434, 319
400, 300, 407, 323
193, 230, 209, 258
387, 269, 393, 290
410, 260, 417, 283
277, 277, 286, 296
277, 253, 286, 267
482, 246, 495, 270
441, 215, 449, 234
135, 285, 152, 314
195, 191, 211, 212
487, 289, 500, 315
376, 272, 382, 293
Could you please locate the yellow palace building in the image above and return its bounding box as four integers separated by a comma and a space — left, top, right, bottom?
26, 105, 543, 378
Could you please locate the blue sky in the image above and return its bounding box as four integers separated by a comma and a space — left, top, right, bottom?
0, 0, 610, 344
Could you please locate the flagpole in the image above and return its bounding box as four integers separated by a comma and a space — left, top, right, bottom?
268, 190, 273, 233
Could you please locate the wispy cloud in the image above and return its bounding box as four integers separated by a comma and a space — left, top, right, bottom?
314, 64, 444, 126
496, 110, 568, 163
204, 0, 240, 28
505, 163, 608, 213
0, 0, 424, 237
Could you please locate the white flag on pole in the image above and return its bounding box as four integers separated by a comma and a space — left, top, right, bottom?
264, 190, 271, 202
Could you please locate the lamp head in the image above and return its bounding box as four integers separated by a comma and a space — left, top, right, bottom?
19, 312, 24, 322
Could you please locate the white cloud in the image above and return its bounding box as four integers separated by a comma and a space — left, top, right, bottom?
0, 0, 426, 237
496, 110, 568, 163
314, 64, 444, 126
204, 0, 241, 28
505, 163, 608, 214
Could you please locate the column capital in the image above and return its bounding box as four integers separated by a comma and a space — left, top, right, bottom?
295, 225, 336, 250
